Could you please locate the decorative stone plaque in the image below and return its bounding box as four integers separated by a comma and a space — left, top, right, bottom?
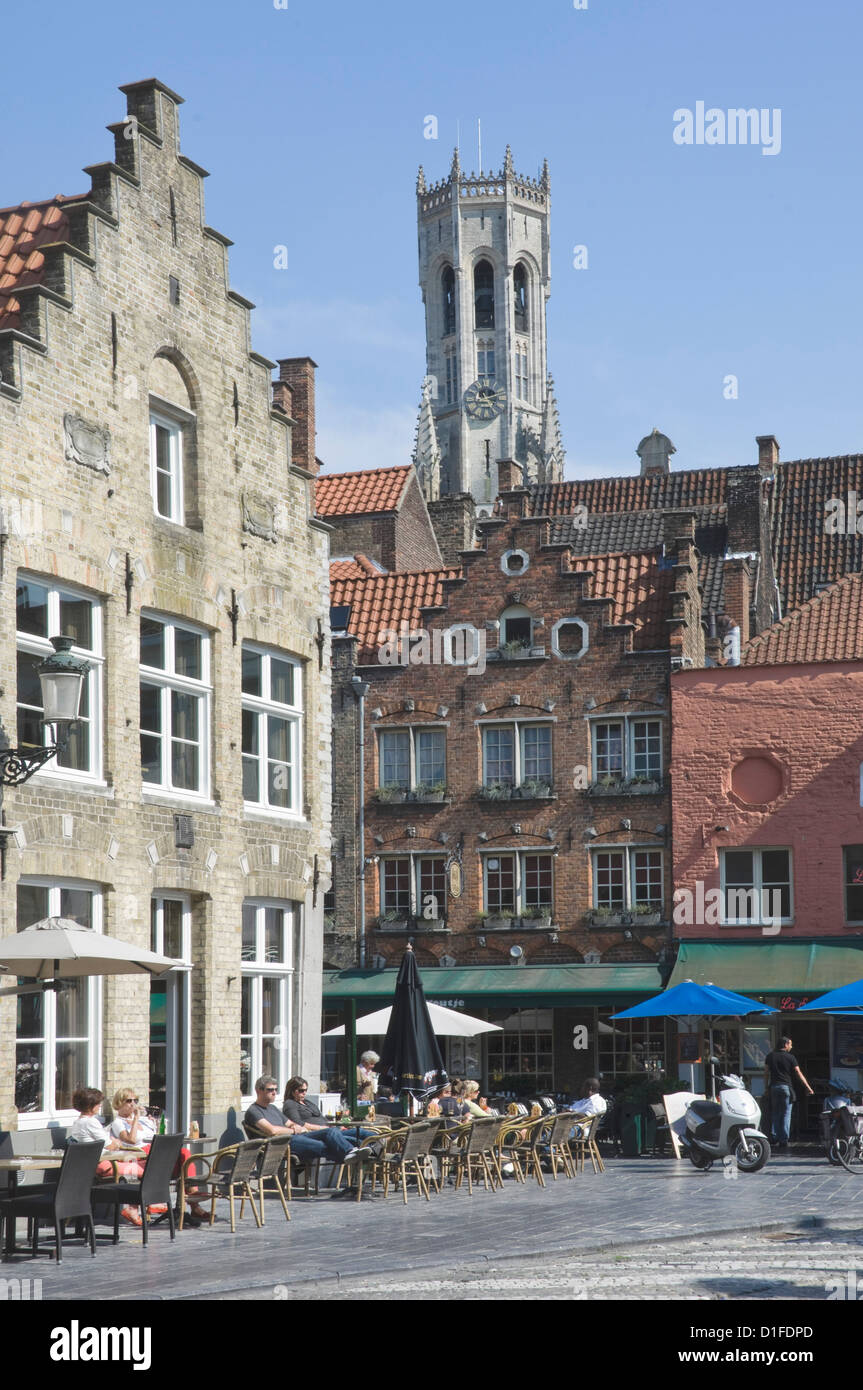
241, 491, 277, 542
63, 413, 111, 474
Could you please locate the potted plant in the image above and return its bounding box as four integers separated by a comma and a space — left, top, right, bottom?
375, 786, 407, 804
586, 905, 619, 926
477, 782, 511, 801
377, 909, 407, 929
415, 781, 447, 802
498, 639, 532, 660
485, 911, 514, 930
632, 902, 662, 926
522, 906, 552, 928
519, 778, 553, 799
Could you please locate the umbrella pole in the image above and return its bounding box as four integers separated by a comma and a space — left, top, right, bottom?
346, 998, 358, 1115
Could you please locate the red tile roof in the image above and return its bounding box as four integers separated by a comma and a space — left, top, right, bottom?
526, 470, 728, 518
330, 566, 460, 663
316, 466, 412, 518
568, 551, 674, 650
329, 554, 388, 581
0, 196, 85, 330
741, 570, 863, 667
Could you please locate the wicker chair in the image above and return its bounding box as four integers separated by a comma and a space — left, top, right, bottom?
539, 1112, 577, 1179
255, 1135, 292, 1224
453, 1117, 503, 1195
497, 1116, 547, 1187
190, 1140, 266, 1232
572, 1113, 606, 1174
243, 1120, 320, 1196
378, 1123, 441, 1204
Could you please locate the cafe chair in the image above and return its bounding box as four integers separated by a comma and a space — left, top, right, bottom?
192, 1140, 266, 1232
378, 1122, 441, 1204
96, 1133, 185, 1245
539, 1112, 577, 1179
256, 1136, 292, 1225
2, 1141, 103, 1263
453, 1116, 502, 1195
243, 1121, 320, 1197
497, 1116, 547, 1187
572, 1114, 606, 1174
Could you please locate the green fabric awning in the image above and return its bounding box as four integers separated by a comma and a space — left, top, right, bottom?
668, 942, 863, 996
322, 963, 663, 1009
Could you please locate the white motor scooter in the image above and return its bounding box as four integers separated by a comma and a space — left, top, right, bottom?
679, 1058, 771, 1173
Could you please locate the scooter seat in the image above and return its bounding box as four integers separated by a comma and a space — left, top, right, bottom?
689, 1100, 722, 1121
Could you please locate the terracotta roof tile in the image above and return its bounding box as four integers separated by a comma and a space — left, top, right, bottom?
567, 551, 674, 650
329, 554, 388, 580
772, 456, 863, 613
526, 470, 728, 518
330, 566, 460, 663
0, 195, 86, 330
741, 571, 863, 667
316, 466, 412, 518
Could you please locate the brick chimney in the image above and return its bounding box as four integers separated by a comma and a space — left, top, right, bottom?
496, 458, 523, 493
756, 434, 779, 472
722, 558, 752, 648
277, 358, 318, 475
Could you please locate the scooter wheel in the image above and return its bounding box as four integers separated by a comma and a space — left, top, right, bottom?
735, 1135, 770, 1172
688, 1147, 713, 1171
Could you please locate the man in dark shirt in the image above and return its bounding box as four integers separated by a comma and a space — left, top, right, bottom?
764, 1037, 814, 1150
245, 1076, 358, 1163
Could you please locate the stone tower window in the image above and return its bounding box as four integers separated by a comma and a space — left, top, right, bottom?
514, 262, 528, 331
442, 265, 456, 336
474, 259, 495, 329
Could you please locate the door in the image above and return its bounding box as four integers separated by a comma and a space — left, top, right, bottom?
149, 896, 191, 1133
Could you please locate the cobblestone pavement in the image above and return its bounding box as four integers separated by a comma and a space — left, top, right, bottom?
7, 1152, 863, 1302
260, 1222, 863, 1300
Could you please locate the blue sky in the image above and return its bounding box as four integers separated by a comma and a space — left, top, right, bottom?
6, 0, 862, 478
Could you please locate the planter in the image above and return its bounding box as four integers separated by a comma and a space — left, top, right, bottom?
411, 789, 446, 803
480, 916, 514, 931
376, 916, 408, 931
630, 911, 661, 927
588, 779, 662, 797
375, 789, 407, 804
520, 914, 552, 929
585, 909, 662, 928
477, 784, 515, 801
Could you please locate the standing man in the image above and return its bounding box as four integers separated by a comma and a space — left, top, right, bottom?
764, 1037, 814, 1150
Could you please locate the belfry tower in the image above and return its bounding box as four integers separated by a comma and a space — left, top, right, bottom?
414, 146, 564, 509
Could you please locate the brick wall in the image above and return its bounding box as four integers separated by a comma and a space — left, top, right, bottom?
428, 493, 476, 565
671, 662, 863, 940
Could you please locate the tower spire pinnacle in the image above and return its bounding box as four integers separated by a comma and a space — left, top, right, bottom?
413, 378, 442, 502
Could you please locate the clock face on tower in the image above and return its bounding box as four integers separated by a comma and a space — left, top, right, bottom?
463, 379, 507, 421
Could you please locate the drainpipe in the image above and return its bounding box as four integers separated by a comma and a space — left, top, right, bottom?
351, 676, 370, 969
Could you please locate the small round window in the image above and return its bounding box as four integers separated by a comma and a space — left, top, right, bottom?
501, 548, 529, 576
551, 617, 588, 661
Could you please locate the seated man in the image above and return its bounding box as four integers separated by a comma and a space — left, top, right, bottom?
570, 1078, 607, 1138
282, 1076, 375, 1142
245, 1076, 359, 1165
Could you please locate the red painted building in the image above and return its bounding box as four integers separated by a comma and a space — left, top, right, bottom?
670, 572, 863, 1112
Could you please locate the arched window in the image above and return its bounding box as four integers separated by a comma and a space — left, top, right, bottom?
442, 266, 455, 336
474, 259, 495, 329
514, 263, 528, 331
499, 604, 533, 652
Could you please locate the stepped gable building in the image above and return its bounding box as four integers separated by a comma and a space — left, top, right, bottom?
323, 463, 707, 1097
670, 570, 863, 1106
0, 79, 332, 1139
415, 148, 564, 510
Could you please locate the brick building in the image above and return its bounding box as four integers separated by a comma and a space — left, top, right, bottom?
323, 465, 710, 1095
670, 571, 863, 1120
0, 80, 332, 1141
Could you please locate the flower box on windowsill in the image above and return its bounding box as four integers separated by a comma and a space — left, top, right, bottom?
375, 914, 449, 934
476, 783, 555, 802
587, 778, 663, 797
373, 787, 450, 807
585, 908, 662, 929
517, 913, 553, 930
492, 643, 546, 661
474, 915, 516, 932
409, 785, 448, 804
374, 788, 407, 805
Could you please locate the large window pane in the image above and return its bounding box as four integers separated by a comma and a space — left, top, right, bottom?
522, 726, 551, 782
416, 730, 445, 786
846, 845, 863, 922
484, 727, 514, 785
380, 731, 410, 789
58, 594, 92, 649
18, 883, 49, 929
140, 617, 165, 669
174, 628, 202, 680
270, 658, 294, 706
16, 579, 48, 637
241, 649, 262, 696
162, 899, 184, 960
15, 1044, 43, 1112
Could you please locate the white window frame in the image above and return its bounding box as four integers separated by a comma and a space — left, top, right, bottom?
377, 725, 447, 791
241, 645, 303, 818
149, 408, 185, 523
149, 893, 192, 1132
719, 847, 793, 927
480, 720, 553, 789
15, 878, 103, 1131
16, 573, 104, 786
480, 850, 555, 916
591, 846, 664, 912
139, 613, 211, 800
240, 901, 297, 1105
589, 715, 664, 782
379, 854, 447, 920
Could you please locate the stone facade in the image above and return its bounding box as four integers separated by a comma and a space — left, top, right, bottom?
0, 79, 331, 1134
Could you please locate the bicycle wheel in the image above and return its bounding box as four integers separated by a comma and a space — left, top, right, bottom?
828, 1138, 850, 1166
838, 1135, 863, 1175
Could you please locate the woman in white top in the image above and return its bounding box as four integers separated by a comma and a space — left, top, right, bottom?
69, 1086, 145, 1227
109, 1089, 157, 1146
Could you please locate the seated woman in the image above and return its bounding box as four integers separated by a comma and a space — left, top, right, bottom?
110, 1088, 208, 1223
69, 1086, 146, 1227
461, 1080, 490, 1118
283, 1077, 376, 1142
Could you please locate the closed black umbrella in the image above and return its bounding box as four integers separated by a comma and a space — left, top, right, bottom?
378, 945, 447, 1099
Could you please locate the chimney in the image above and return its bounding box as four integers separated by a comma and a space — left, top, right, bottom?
271, 378, 293, 419
637, 428, 676, 477
756, 435, 779, 472
721, 559, 752, 648
496, 458, 522, 493
277, 357, 318, 475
